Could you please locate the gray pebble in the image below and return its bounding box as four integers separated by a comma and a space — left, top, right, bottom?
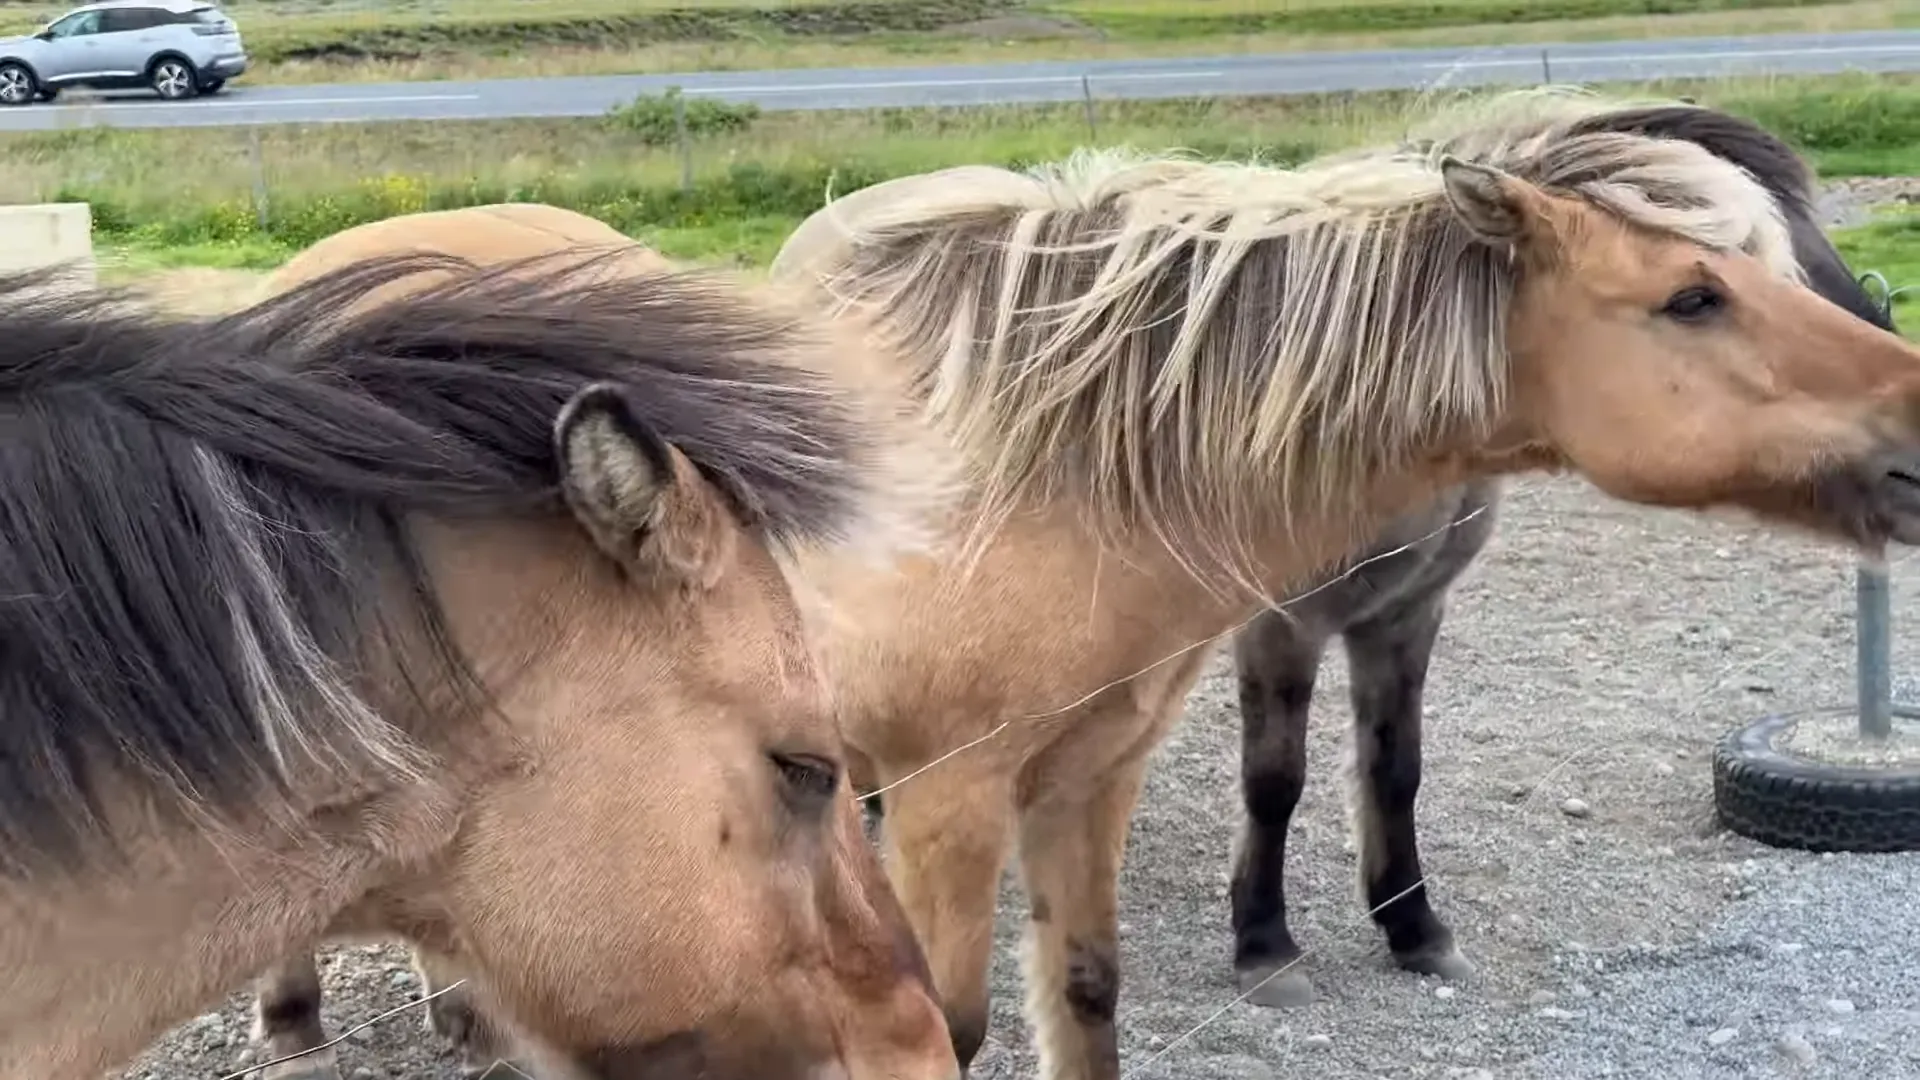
1778, 1033, 1818, 1066
1707, 1027, 1738, 1047
1301, 1034, 1333, 1050
1560, 797, 1591, 818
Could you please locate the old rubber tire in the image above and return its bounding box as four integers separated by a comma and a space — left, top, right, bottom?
1712, 710, 1920, 853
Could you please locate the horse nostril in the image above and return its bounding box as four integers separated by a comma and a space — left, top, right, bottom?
1886, 466, 1920, 489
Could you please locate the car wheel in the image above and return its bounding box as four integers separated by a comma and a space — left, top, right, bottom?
150, 57, 198, 100
199, 77, 225, 94
0, 63, 37, 106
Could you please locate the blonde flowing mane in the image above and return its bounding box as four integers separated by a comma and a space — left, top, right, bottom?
788, 89, 1803, 590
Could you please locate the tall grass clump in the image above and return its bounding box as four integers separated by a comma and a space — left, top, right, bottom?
604, 88, 762, 145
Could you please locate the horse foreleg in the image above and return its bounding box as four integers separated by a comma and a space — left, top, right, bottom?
878, 761, 1015, 1074
1344, 597, 1472, 980
411, 946, 524, 1079
251, 953, 343, 1080
1015, 734, 1166, 1080
1227, 612, 1330, 1008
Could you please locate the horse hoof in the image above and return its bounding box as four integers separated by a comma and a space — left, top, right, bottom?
1236, 965, 1314, 1009
1399, 946, 1476, 981
255, 1048, 344, 1080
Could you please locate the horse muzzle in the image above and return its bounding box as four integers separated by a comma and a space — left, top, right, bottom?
1811, 448, 1920, 549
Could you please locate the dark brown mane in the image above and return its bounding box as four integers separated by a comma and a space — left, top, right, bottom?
0, 253, 869, 875
1564, 103, 1895, 331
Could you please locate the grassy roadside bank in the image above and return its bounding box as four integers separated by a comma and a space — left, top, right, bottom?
28, 74, 1912, 314
1, 0, 1910, 85
16, 74, 1912, 254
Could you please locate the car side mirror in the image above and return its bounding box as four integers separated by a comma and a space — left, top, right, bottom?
33, 29, 52, 40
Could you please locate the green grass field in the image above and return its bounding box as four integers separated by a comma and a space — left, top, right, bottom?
50, 70, 1908, 334
1834, 208, 1920, 331
17, 74, 1911, 269
0, 0, 1911, 84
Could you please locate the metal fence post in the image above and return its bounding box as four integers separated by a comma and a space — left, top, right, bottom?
1858, 561, 1893, 739
1081, 74, 1098, 142
247, 127, 269, 232
672, 89, 692, 193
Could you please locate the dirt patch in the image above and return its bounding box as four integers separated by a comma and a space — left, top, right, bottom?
1815, 175, 1920, 229
112, 267, 268, 316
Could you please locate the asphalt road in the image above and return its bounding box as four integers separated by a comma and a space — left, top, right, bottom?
2, 28, 1918, 130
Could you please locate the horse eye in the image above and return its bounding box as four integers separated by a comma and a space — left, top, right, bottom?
770, 751, 840, 809
1659, 285, 1724, 322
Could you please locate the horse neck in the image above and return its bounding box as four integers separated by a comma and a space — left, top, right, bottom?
1236, 454, 1483, 609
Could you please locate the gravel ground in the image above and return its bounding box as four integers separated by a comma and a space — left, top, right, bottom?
114, 187, 1920, 1080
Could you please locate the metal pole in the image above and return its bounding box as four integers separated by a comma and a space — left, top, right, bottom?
672, 89, 692, 193
1858, 561, 1893, 739
248, 127, 269, 232
1541, 50, 1552, 83
1081, 74, 1098, 141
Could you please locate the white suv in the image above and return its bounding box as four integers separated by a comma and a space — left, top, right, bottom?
0, 0, 248, 105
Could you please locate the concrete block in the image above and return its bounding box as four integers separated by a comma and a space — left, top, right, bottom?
0, 202, 95, 288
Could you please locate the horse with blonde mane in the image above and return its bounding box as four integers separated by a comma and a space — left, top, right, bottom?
766, 89, 1920, 1078
1209, 102, 1906, 1010
258, 90, 1920, 1080
5, 250, 962, 1080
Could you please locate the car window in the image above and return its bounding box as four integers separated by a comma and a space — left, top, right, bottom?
100, 8, 160, 31
46, 10, 105, 37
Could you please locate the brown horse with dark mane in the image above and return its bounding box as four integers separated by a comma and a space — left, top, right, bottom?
0, 252, 960, 1080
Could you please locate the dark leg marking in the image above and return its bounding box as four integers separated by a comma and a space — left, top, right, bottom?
255, 977, 324, 1046
413, 952, 527, 1078
1063, 938, 1121, 1080
948, 1005, 990, 1074
1345, 597, 1471, 980
253, 954, 344, 1080
1063, 938, 1120, 1024
1229, 615, 1328, 1008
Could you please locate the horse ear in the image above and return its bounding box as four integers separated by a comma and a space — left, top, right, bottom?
553, 383, 737, 590
1439, 156, 1540, 245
